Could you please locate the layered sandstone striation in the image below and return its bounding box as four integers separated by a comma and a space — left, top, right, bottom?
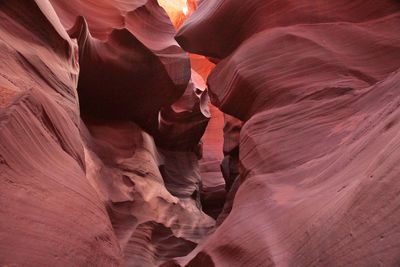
50, 0, 191, 133
0, 0, 214, 266
172, 0, 400, 266
0, 1, 121, 265
2, 0, 400, 266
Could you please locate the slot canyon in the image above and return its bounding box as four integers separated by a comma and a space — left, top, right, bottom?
1, 0, 400, 266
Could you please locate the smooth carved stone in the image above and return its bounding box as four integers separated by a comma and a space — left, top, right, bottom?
83, 121, 215, 266
0, 1, 122, 265
207, 15, 400, 120
192, 70, 400, 267
157, 70, 210, 152
3, 0, 400, 266
221, 114, 242, 191
51, 0, 190, 132
176, 0, 400, 59
167, 1, 400, 267
51, 0, 191, 92
68, 17, 185, 131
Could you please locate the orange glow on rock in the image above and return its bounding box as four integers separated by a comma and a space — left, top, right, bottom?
158, 0, 196, 29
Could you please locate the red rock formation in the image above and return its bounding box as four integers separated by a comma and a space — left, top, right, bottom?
158, 0, 227, 220
177, 0, 400, 59
207, 16, 400, 120
51, 0, 190, 132
51, 0, 216, 265
0, 1, 121, 265
172, 1, 400, 266
157, 69, 210, 152
183, 70, 400, 267
82, 121, 214, 266
0, 0, 214, 266
3, 0, 400, 266
158, 0, 197, 29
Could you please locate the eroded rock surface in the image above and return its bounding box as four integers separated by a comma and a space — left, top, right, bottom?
0, 1, 121, 265
2, 0, 400, 266
50, 0, 190, 133
173, 1, 400, 266
83, 121, 214, 266
0, 0, 214, 266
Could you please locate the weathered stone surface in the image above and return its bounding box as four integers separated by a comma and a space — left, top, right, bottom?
172, 1, 400, 266
0, 1, 213, 266
51, 0, 190, 132
177, 0, 400, 59
0, 1, 121, 265
3, 0, 400, 266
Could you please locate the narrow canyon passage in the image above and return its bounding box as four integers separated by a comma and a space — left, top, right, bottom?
158, 0, 228, 216
1, 1, 400, 267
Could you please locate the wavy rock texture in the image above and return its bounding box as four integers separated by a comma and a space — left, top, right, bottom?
50, 0, 216, 265
83, 121, 214, 266
208, 15, 400, 120
158, 69, 210, 152
173, 1, 400, 266
184, 70, 400, 267
3, 0, 400, 266
0, 1, 122, 265
177, 0, 400, 59
158, 0, 226, 220
0, 0, 215, 266
50, 0, 190, 132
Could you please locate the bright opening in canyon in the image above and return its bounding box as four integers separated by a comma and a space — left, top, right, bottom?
1, 1, 400, 267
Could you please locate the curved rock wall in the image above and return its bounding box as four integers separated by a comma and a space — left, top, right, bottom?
0, 0, 214, 266
50, 0, 191, 133
82, 121, 214, 266
174, 0, 400, 266
2, 0, 400, 266
0, 1, 122, 265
